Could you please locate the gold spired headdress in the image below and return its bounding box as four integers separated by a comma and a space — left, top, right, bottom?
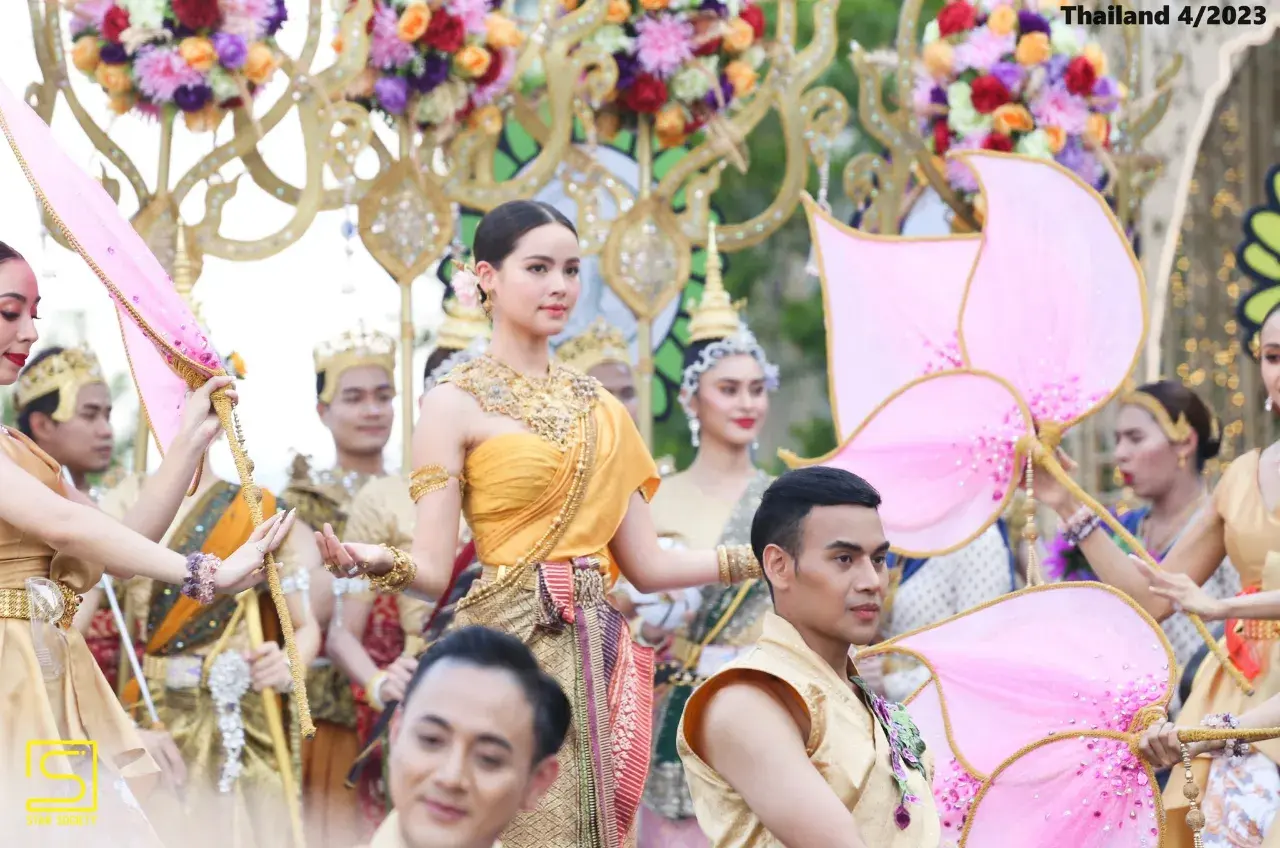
555, 317, 631, 373
314, 325, 397, 404
687, 222, 745, 343
1120, 386, 1219, 444
15, 346, 106, 421
435, 295, 493, 352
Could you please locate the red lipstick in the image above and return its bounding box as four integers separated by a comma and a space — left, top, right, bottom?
3, 353, 28, 367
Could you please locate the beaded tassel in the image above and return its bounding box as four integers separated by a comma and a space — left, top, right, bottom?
1022, 454, 1044, 586
1181, 743, 1205, 847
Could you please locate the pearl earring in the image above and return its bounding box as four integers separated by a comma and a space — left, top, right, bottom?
1267, 397, 1274, 413
689, 417, 701, 448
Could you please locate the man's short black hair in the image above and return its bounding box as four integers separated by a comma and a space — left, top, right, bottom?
403, 626, 571, 764
16, 346, 67, 438
750, 467, 883, 593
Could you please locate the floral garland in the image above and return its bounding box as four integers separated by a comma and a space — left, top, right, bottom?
571, 0, 769, 149
336, 0, 523, 135
67, 0, 287, 131
912, 0, 1123, 198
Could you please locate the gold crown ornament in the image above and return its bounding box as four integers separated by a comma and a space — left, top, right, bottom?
687, 222, 746, 343
314, 325, 397, 404
15, 346, 106, 421
435, 294, 493, 353
554, 317, 631, 373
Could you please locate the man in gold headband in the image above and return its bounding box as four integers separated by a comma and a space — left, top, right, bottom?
327, 294, 490, 839
283, 325, 399, 848
554, 316, 639, 421
101, 351, 322, 848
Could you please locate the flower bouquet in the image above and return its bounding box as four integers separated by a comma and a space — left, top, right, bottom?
912, 0, 1123, 199
67, 0, 287, 131
574, 0, 769, 149
336, 0, 524, 136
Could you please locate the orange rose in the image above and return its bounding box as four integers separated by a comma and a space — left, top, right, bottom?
1085, 114, 1109, 147
723, 17, 755, 52
1015, 32, 1051, 66
655, 104, 686, 137
640, 0, 669, 9
468, 104, 504, 135
244, 42, 278, 85
1083, 43, 1108, 76
606, 0, 631, 24
454, 44, 493, 78
94, 63, 133, 96
986, 5, 1017, 36
397, 3, 431, 43
179, 37, 217, 73
992, 103, 1033, 135
184, 104, 225, 133
71, 35, 100, 73
922, 41, 953, 79
725, 60, 757, 97
107, 93, 134, 115
1043, 125, 1066, 153
485, 13, 523, 49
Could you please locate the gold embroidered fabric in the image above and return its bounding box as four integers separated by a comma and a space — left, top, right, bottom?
410, 464, 462, 501
441, 356, 599, 452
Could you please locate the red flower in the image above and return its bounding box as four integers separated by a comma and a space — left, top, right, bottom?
936, 1, 976, 36
932, 119, 951, 155
477, 47, 503, 87
1064, 55, 1098, 97
739, 4, 766, 39
423, 11, 465, 52
982, 133, 1013, 152
694, 36, 722, 56
969, 75, 1011, 114
102, 6, 130, 43
171, 0, 222, 31
621, 74, 668, 114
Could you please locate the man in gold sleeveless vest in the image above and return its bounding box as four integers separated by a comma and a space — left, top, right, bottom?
678, 467, 940, 847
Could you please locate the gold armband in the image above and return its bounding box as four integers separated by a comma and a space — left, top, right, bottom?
410, 464, 465, 502
717, 544, 762, 585
368, 545, 416, 595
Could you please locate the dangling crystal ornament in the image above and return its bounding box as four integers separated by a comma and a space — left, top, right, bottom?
805, 145, 832, 279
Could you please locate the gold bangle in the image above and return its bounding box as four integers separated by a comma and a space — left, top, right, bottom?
365, 669, 389, 711
368, 545, 416, 595
717, 544, 761, 585
410, 464, 464, 502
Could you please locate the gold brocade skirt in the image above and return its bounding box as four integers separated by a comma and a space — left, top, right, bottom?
145, 678, 290, 848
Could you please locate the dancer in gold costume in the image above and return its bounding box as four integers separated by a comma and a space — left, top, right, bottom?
0, 241, 294, 843
282, 327, 397, 848
640, 234, 778, 848
317, 201, 765, 848
329, 301, 489, 838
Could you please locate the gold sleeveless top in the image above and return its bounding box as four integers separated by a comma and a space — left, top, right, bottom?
677, 611, 940, 847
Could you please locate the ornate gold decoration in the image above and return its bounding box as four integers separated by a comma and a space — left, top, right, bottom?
313, 325, 398, 404
369, 545, 416, 595
717, 544, 762, 585
554, 317, 630, 374
409, 465, 462, 501
441, 356, 599, 452
14, 346, 105, 419
1120, 390, 1194, 443
687, 223, 744, 343
435, 296, 492, 353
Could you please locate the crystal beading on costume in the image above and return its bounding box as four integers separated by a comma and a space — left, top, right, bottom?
313, 324, 398, 404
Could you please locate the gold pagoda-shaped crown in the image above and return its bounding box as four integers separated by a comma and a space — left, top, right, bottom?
15, 346, 106, 420
687, 222, 745, 343
314, 325, 397, 403
436, 296, 493, 352
555, 317, 630, 373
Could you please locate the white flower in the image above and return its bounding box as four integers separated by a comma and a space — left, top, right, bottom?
208, 67, 240, 102
922, 20, 940, 46
1015, 129, 1054, 159
120, 0, 166, 30
1049, 19, 1081, 56
415, 80, 467, 126
671, 57, 718, 103
120, 25, 168, 55
945, 81, 991, 137
740, 44, 767, 70
590, 24, 634, 55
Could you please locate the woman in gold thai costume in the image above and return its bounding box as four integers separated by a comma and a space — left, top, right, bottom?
0, 242, 295, 842
316, 200, 765, 848
637, 230, 777, 848
1035, 303, 1280, 846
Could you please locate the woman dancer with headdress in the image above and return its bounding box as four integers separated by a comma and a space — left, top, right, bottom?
636, 225, 777, 848
316, 200, 766, 848
1032, 309, 1280, 846
0, 241, 295, 842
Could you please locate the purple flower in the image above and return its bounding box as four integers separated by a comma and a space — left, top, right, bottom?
374, 75, 410, 115
409, 55, 450, 93
1091, 76, 1121, 113
705, 74, 734, 110
266, 0, 288, 36
989, 61, 1024, 94
1056, 136, 1103, 185
212, 32, 248, 70
1017, 10, 1050, 35
1045, 53, 1071, 83
894, 804, 912, 830
614, 51, 639, 91
930, 85, 948, 106
100, 43, 129, 65
701, 0, 728, 15
174, 84, 212, 112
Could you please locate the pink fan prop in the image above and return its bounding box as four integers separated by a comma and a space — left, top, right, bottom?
957, 152, 1144, 430
782, 370, 1032, 554
0, 81, 222, 454
802, 196, 981, 439
866, 584, 1172, 847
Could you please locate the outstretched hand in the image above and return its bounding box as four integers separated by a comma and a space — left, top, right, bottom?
1133, 558, 1229, 620
217, 510, 297, 593
315, 523, 392, 579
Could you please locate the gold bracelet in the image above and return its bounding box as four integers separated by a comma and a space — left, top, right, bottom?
717, 544, 762, 585
368, 545, 416, 595
365, 669, 389, 711
410, 464, 464, 502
